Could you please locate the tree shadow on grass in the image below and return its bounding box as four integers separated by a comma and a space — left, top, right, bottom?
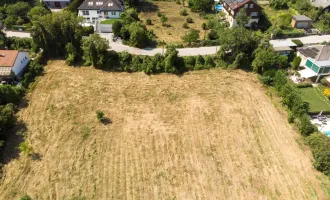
0, 121, 27, 165
138, 1, 159, 13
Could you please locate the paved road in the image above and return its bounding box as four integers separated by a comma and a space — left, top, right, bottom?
99, 33, 219, 56
270, 34, 330, 47
4, 31, 31, 38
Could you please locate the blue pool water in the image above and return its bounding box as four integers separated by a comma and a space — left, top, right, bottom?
323, 131, 330, 137
215, 4, 223, 11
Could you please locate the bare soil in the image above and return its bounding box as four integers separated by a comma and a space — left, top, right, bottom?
0, 60, 329, 199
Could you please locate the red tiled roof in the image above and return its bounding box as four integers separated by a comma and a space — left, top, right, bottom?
0, 50, 19, 67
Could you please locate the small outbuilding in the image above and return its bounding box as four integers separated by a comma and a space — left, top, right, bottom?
291, 15, 313, 29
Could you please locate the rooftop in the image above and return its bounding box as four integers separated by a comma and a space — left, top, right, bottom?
310, 0, 330, 8
298, 45, 330, 61
78, 0, 123, 11
224, 0, 257, 10
269, 39, 297, 48
292, 15, 313, 21
0, 50, 19, 67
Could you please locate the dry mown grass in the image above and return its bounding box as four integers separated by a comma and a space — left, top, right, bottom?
139, 1, 207, 44
0, 60, 330, 199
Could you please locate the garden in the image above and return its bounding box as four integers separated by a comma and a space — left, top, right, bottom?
298, 86, 330, 114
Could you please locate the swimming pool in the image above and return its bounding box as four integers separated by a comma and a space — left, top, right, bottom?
323, 131, 330, 137
215, 4, 223, 11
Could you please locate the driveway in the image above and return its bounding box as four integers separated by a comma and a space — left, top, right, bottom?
100, 33, 219, 56
4, 31, 31, 38
270, 34, 330, 47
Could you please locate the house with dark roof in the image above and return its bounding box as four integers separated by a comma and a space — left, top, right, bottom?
43, 0, 71, 9
0, 50, 30, 81
291, 15, 313, 29
310, 0, 330, 12
297, 45, 330, 82
78, 0, 124, 24
222, 0, 262, 28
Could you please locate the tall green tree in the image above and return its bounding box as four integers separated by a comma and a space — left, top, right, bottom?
81, 34, 109, 68
252, 45, 278, 73
188, 0, 213, 12
236, 8, 250, 28
182, 29, 199, 45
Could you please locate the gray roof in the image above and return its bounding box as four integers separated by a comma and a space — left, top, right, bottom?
273, 46, 293, 52
269, 39, 297, 48
298, 45, 330, 66
78, 0, 123, 11
292, 15, 313, 21
310, 0, 330, 8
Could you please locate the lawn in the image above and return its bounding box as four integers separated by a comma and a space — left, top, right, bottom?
99, 19, 118, 24
261, 5, 299, 25
299, 86, 330, 114
0, 60, 329, 199
138, 1, 209, 44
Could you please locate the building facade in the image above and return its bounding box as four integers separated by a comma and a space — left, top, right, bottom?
291, 15, 313, 29
0, 50, 30, 81
78, 0, 124, 24
43, 0, 71, 9
222, 0, 262, 28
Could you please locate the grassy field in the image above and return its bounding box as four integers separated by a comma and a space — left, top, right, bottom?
139, 1, 208, 44
299, 87, 330, 114
0, 60, 330, 199
261, 5, 298, 25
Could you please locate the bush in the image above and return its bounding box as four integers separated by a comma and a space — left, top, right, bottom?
194, 55, 205, 70
291, 56, 302, 69
21, 61, 44, 88
296, 83, 312, 88
180, 9, 188, 16
112, 20, 123, 37
20, 194, 32, 200
96, 110, 105, 121
186, 17, 193, 23
292, 39, 304, 47
184, 56, 195, 70
295, 114, 315, 136
157, 11, 162, 17
146, 18, 152, 25
207, 29, 218, 40
182, 22, 189, 29
82, 26, 94, 36
161, 15, 168, 26
7, 36, 32, 50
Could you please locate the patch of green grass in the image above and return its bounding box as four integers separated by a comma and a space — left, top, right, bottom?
261, 5, 298, 25
81, 126, 91, 141
299, 87, 330, 113
100, 19, 118, 24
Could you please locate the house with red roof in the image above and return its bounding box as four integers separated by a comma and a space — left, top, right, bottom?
223, 0, 262, 28
0, 50, 30, 81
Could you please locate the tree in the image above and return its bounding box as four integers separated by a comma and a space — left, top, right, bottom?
27, 6, 50, 21
188, 0, 213, 12
0, 104, 16, 136
317, 12, 330, 33
65, 0, 84, 13
82, 34, 109, 67
161, 14, 168, 26
182, 29, 199, 45
277, 13, 291, 29
5, 2, 31, 18
112, 20, 123, 37
202, 23, 207, 40
65, 43, 77, 66
236, 8, 250, 28
0, 85, 25, 105
252, 45, 278, 73
127, 22, 149, 48
291, 56, 302, 69
270, 0, 288, 10
158, 40, 166, 55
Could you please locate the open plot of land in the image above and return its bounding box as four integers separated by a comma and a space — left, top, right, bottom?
299, 87, 330, 113
0, 60, 330, 199
261, 5, 299, 25
139, 1, 207, 44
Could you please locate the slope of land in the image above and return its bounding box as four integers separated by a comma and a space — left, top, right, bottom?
0, 60, 329, 199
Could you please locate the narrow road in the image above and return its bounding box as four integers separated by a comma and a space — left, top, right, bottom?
270, 34, 330, 47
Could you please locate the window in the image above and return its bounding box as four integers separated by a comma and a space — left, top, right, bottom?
108, 3, 113, 6
88, 2, 93, 6
251, 12, 258, 17
244, 4, 248, 8
249, 4, 253, 8
111, 12, 116, 15
96, 2, 103, 5
97, 10, 101, 14
82, 11, 89, 15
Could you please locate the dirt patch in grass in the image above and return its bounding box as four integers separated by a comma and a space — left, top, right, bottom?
0, 60, 329, 199
139, 1, 208, 44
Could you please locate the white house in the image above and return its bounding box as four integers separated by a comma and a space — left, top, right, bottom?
78, 0, 124, 24
0, 50, 30, 81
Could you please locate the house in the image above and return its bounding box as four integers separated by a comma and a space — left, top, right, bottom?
297, 45, 330, 82
0, 50, 30, 81
310, 0, 330, 12
291, 15, 313, 29
43, 0, 71, 9
78, 0, 124, 24
273, 46, 293, 56
222, 0, 262, 28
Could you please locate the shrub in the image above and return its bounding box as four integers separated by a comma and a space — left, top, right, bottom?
194, 55, 205, 70
146, 18, 152, 25
180, 9, 188, 16
186, 17, 193, 23
204, 56, 215, 68
182, 22, 189, 29
161, 15, 168, 26
292, 39, 304, 47
20, 194, 32, 200
296, 83, 312, 88
21, 61, 44, 88
112, 20, 123, 37
207, 29, 218, 40
184, 56, 195, 70
294, 114, 315, 136
18, 141, 33, 154
96, 110, 105, 121
157, 11, 162, 17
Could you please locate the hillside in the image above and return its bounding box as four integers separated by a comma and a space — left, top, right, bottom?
0, 60, 329, 199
